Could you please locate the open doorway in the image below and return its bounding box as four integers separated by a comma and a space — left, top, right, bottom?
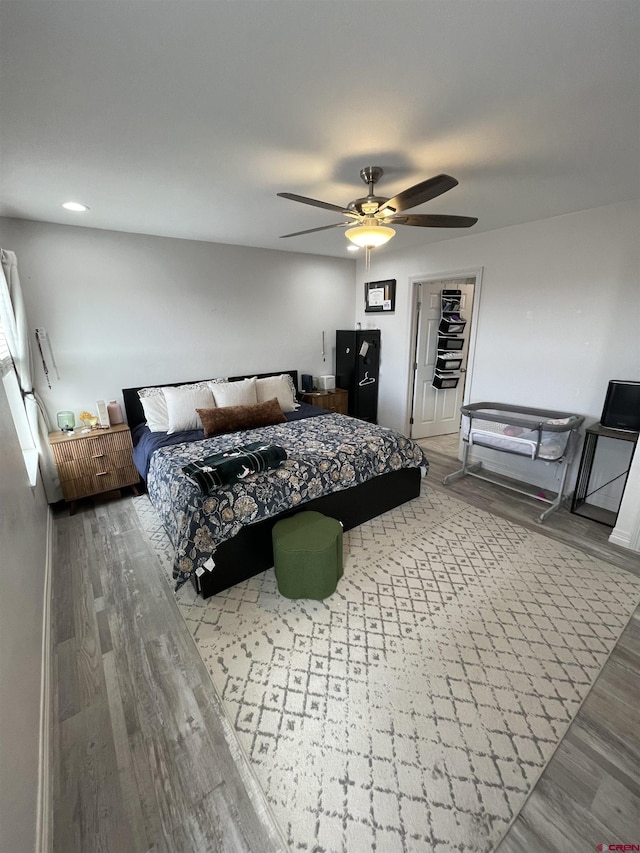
409, 273, 479, 439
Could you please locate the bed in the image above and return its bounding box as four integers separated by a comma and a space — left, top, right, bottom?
123, 370, 429, 598
443, 401, 584, 522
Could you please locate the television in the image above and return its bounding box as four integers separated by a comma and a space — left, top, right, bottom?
600, 380, 640, 432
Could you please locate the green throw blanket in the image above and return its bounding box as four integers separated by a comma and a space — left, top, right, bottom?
181, 442, 287, 494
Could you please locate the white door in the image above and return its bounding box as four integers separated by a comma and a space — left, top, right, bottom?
410, 279, 475, 439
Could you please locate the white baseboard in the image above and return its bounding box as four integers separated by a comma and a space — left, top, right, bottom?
608, 529, 631, 548
36, 508, 53, 853
608, 525, 640, 552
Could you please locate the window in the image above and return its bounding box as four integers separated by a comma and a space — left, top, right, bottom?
0, 315, 38, 485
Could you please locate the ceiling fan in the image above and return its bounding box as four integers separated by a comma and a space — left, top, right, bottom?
277, 167, 477, 249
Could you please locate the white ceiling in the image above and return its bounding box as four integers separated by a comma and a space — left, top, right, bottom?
1, 1, 639, 259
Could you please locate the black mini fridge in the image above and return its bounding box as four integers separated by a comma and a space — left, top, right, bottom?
336, 329, 380, 423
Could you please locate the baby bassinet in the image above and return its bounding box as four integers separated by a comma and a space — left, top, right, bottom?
443, 402, 585, 522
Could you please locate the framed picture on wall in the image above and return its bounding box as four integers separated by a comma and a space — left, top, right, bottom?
365, 279, 396, 313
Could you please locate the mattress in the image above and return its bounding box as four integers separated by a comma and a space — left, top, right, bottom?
462, 417, 569, 460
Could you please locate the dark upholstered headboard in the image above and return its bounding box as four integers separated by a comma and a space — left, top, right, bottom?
122, 370, 300, 431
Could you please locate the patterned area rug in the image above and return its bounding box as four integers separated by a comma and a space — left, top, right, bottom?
132, 488, 640, 852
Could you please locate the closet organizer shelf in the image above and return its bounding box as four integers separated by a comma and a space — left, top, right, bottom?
432, 374, 460, 390
438, 316, 467, 335
435, 354, 463, 372
437, 336, 465, 351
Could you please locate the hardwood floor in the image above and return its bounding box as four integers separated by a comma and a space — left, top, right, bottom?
51, 439, 640, 852
51, 497, 287, 853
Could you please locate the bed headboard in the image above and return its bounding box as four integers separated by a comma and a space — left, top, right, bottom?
122, 370, 300, 431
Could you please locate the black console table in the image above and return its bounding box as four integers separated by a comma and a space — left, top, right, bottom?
571, 422, 639, 526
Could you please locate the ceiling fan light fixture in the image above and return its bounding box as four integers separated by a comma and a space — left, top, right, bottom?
278, 168, 474, 248
345, 220, 396, 249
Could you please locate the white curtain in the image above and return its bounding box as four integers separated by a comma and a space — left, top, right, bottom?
0, 249, 61, 502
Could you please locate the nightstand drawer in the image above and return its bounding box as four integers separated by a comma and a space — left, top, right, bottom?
53, 447, 134, 480
52, 430, 132, 462
60, 466, 139, 501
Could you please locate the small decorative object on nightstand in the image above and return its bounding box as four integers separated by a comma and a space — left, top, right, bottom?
56, 410, 75, 432
96, 399, 110, 428
79, 409, 98, 432
107, 400, 124, 425
300, 388, 348, 415
49, 423, 140, 513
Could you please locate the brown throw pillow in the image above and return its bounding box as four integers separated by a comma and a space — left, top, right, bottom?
197, 398, 286, 437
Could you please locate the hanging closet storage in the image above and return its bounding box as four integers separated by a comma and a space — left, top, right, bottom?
432, 289, 466, 390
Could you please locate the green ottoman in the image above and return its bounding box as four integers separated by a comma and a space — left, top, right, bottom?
272, 511, 343, 599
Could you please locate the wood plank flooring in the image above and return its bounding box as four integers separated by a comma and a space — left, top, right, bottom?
51, 438, 640, 852
51, 497, 287, 853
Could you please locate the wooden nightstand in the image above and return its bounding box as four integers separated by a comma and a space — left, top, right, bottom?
300, 388, 348, 415
49, 423, 140, 512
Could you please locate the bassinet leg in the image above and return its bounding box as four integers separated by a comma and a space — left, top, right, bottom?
443, 440, 482, 485
537, 457, 571, 524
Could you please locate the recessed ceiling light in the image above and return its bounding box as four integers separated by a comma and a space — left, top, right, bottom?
347, 244, 360, 252
62, 201, 89, 212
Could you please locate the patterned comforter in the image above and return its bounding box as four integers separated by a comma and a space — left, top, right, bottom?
146, 413, 429, 585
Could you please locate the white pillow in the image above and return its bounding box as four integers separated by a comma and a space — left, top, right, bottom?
138, 392, 169, 432
210, 377, 258, 407
163, 385, 215, 434
256, 374, 300, 412
138, 379, 225, 432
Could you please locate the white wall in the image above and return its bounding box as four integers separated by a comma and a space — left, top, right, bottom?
0, 384, 50, 853
353, 200, 640, 497
0, 219, 356, 424
2, 204, 637, 542
610, 440, 640, 551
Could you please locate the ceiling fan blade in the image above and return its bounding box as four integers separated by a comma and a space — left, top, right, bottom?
277, 192, 351, 215
280, 222, 351, 238
381, 174, 459, 214
390, 214, 478, 228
